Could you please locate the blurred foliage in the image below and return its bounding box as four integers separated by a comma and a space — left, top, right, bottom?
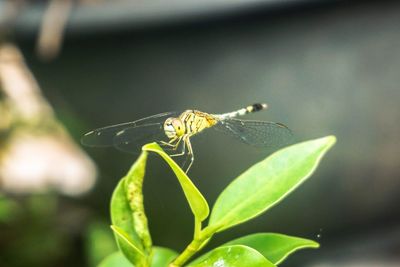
0, 195, 66, 267
0, 194, 20, 223
0, 195, 119, 267
85, 221, 117, 267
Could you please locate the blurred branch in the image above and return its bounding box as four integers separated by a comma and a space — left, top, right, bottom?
0, 44, 53, 122
36, 0, 74, 61
0, 43, 97, 196
0, 0, 103, 60
0, 0, 26, 37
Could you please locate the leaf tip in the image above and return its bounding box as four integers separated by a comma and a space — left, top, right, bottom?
325, 135, 337, 146
309, 240, 320, 248
311, 135, 336, 154
142, 142, 161, 152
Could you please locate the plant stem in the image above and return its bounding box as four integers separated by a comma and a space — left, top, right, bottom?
169, 225, 220, 267
194, 218, 201, 239
169, 238, 203, 267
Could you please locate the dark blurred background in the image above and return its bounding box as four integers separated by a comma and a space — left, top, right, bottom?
1, 0, 400, 266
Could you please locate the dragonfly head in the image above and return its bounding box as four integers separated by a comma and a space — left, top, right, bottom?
164, 117, 185, 139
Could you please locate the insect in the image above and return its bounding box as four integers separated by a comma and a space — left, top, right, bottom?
81, 103, 292, 172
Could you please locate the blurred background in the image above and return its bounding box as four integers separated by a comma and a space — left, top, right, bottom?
1, 0, 400, 266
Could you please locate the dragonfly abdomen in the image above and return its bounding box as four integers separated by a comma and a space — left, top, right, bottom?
215, 103, 268, 120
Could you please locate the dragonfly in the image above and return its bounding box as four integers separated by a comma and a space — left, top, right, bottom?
81, 103, 292, 172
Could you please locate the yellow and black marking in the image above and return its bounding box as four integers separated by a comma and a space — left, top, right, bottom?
179, 110, 217, 137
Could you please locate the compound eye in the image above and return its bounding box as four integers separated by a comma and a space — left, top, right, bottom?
165, 118, 173, 126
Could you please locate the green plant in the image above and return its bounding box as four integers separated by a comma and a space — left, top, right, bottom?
98, 136, 336, 267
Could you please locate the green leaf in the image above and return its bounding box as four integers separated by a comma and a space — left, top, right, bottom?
110, 151, 153, 264
98, 251, 132, 267
151, 246, 178, 267
143, 143, 209, 222
110, 178, 143, 251
124, 152, 152, 254
111, 225, 147, 266
223, 233, 319, 265
188, 245, 276, 267
209, 136, 336, 232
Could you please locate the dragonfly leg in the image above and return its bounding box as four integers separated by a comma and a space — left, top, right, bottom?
170, 136, 186, 157
184, 137, 194, 173
160, 137, 178, 148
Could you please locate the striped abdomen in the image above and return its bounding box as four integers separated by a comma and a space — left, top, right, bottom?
215, 103, 268, 120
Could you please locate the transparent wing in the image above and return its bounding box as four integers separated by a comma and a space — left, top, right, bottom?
81, 111, 179, 149
113, 122, 171, 153
214, 118, 293, 148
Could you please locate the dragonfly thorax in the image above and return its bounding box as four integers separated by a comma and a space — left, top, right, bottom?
163, 117, 185, 139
